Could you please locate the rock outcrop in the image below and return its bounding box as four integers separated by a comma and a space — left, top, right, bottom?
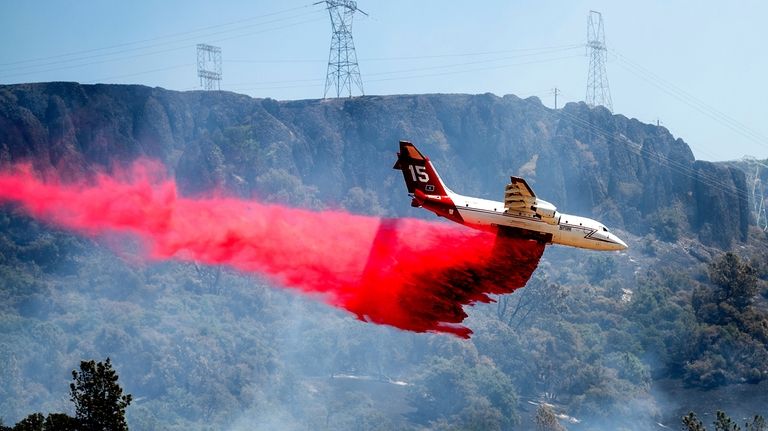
0, 83, 750, 246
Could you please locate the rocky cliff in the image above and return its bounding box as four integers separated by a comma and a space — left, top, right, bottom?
0, 82, 750, 247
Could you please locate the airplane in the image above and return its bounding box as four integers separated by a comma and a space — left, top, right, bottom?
393, 141, 628, 251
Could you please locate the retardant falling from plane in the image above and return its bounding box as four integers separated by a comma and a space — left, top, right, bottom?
0, 161, 544, 337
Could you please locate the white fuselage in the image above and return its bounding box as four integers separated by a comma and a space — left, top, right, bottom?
447, 192, 627, 251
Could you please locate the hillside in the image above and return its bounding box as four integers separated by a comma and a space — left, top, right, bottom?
0, 83, 766, 431
0, 82, 750, 246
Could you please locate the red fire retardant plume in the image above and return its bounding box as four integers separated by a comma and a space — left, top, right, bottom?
0, 162, 545, 337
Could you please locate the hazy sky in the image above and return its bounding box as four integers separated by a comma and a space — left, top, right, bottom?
2, 1, 767, 161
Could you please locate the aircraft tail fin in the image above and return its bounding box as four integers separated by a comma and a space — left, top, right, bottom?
393, 141, 450, 197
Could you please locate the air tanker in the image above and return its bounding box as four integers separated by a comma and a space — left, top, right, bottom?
394, 141, 627, 251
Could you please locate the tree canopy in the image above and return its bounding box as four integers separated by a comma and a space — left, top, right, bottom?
70, 358, 132, 431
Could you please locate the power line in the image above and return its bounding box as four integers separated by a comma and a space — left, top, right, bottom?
0, 4, 315, 68
609, 50, 768, 153
14, 42, 578, 94
365, 55, 582, 83
84, 63, 194, 84
547, 88, 750, 197
552, 106, 751, 200
0, 10, 324, 80
359, 44, 583, 62
226, 53, 581, 92
537, 80, 757, 202
226, 43, 583, 64
230, 50, 580, 84
363, 47, 580, 78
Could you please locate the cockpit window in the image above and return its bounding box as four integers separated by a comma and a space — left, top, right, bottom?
602, 227, 609, 232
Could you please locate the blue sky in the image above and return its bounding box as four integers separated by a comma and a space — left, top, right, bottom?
1, 0, 767, 161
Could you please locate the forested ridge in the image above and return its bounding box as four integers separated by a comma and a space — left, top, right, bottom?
1, 83, 766, 430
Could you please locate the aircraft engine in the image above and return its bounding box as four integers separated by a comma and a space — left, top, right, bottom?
532, 200, 557, 218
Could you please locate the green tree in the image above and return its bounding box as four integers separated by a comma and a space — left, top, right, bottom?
652, 205, 685, 242
745, 415, 767, 431
714, 410, 740, 431
585, 255, 617, 284
10, 413, 43, 431
8, 413, 77, 431
42, 413, 77, 431
683, 412, 707, 431
682, 411, 766, 431
708, 252, 759, 309
408, 356, 518, 431
496, 275, 568, 329
535, 404, 565, 431
70, 358, 132, 431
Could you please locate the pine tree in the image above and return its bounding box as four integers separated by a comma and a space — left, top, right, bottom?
745, 415, 767, 431
535, 405, 565, 431
9, 413, 43, 431
683, 412, 707, 431
69, 358, 132, 431
708, 252, 759, 309
714, 410, 741, 431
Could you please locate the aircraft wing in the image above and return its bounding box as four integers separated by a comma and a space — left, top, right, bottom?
504, 176, 537, 214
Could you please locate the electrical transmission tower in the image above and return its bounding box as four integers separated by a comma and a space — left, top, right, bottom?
585, 10, 613, 111
744, 157, 768, 231
197, 44, 222, 91
316, 0, 366, 98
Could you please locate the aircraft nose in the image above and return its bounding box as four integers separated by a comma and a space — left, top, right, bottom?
611, 234, 628, 250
